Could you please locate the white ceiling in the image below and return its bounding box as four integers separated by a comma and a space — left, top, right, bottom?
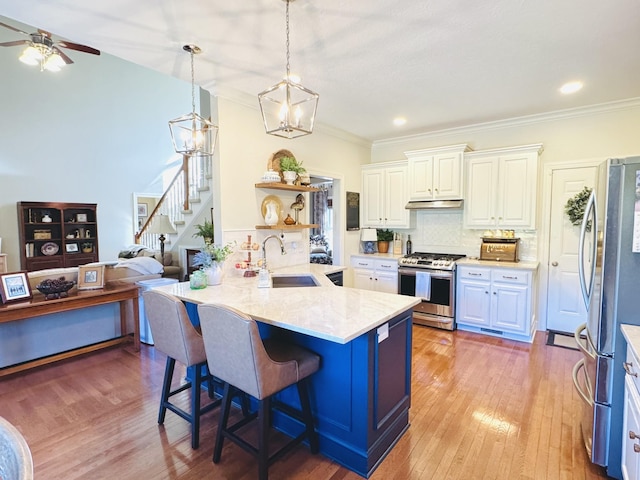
1, 0, 639, 141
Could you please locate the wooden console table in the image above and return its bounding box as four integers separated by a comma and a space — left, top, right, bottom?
0, 284, 139, 377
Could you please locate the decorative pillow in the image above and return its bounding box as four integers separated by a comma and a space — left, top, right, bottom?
310, 245, 327, 254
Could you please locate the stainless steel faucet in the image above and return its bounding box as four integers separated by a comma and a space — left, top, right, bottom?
261, 234, 286, 271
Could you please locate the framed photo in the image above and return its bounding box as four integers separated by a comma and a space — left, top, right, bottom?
138, 217, 146, 230
66, 243, 79, 253
78, 265, 105, 290
0, 271, 32, 304
137, 203, 148, 217
346, 191, 360, 231
76, 213, 88, 222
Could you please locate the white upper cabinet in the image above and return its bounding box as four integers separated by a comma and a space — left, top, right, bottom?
362, 161, 410, 228
405, 144, 470, 200
464, 144, 543, 229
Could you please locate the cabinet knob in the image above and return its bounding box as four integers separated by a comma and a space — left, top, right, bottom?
635, 444, 640, 454
624, 362, 638, 377
551, 261, 559, 267
630, 430, 640, 440
485, 291, 489, 294
435, 188, 439, 193
493, 292, 497, 295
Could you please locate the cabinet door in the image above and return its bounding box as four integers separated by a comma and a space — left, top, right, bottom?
362, 169, 385, 227
433, 152, 462, 199
353, 268, 374, 291
408, 156, 434, 200
464, 157, 498, 228
497, 152, 537, 228
376, 270, 398, 294
491, 282, 529, 333
623, 375, 640, 480
456, 279, 491, 327
384, 166, 410, 227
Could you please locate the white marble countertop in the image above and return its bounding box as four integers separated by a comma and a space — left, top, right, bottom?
457, 258, 539, 271
621, 325, 640, 359
152, 264, 420, 344
351, 253, 403, 261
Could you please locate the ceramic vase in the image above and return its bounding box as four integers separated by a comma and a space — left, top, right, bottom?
264, 203, 278, 226
282, 171, 297, 185
205, 262, 223, 286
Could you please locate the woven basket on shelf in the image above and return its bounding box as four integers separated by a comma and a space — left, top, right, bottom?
267, 149, 296, 183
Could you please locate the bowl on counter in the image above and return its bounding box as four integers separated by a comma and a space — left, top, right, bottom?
36, 277, 75, 300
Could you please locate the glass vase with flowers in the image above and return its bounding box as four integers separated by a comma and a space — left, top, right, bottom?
192, 242, 234, 285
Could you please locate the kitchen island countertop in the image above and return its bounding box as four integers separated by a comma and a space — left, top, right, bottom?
152, 263, 420, 344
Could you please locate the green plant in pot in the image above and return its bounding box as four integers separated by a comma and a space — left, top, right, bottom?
279, 156, 306, 185
193, 219, 215, 244
376, 228, 394, 254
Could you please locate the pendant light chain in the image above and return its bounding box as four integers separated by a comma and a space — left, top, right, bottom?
285, 0, 291, 80
190, 48, 196, 115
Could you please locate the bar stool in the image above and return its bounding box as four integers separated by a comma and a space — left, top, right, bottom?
197, 303, 320, 480
0, 416, 33, 480
143, 290, 219, 449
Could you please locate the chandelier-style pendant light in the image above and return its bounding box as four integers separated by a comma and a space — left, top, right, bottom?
169, 45, 218, 156
258, 0, 319, 139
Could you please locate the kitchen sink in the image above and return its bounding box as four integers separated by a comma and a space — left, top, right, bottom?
271, 274, 320, 288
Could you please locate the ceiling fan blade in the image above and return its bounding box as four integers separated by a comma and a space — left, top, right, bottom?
0, 21, 29, 36
53, 47, 74, 65
0, 40, 29, 47
57, 41, 100, 56
37, 29, 52, 37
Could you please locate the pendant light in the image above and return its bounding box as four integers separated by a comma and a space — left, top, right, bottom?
169, 45, 218, 156
258, 0, 319, 139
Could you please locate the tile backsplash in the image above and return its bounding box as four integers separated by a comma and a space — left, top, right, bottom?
399, 210, 537, 261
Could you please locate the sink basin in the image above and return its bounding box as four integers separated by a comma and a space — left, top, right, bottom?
271, 274, 320, 288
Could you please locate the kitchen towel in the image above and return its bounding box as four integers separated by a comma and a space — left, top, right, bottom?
415, 271, 431, 301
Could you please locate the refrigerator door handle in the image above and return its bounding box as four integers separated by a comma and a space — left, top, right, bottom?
574, 323, 595, 359
578, 190, 597, 309
572, 358, 594, 406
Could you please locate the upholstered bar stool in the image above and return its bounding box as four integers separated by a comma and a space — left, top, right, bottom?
143, 290, 219, 449
0, 416, 33, 480
197, 303, 320, 480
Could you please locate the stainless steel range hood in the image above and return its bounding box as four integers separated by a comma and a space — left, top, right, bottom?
405, 199, 464, 210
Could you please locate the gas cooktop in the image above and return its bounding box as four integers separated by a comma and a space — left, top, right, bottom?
398, 252, 466, 270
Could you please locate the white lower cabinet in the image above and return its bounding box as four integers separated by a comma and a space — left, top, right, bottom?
456, 264, 536, 342
351, 256, 398, 294
623, 347, 640, 480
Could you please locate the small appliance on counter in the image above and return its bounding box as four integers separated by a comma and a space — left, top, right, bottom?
479, 237, 520, 262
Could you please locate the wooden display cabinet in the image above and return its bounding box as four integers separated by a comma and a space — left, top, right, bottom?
17, 201, 100, 271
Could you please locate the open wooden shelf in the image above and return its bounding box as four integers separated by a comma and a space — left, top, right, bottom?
255, 183, 320, 192
255, 224, 319, 230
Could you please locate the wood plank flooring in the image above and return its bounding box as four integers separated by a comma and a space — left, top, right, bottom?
0, 326, 611, 479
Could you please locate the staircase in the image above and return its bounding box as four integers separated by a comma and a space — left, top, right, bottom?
135, 154, 212, 251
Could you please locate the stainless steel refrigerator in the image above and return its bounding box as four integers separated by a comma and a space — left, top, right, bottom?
573, 156, 640, 479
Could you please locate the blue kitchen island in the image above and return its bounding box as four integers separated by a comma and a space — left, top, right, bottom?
153, 264, 419, 478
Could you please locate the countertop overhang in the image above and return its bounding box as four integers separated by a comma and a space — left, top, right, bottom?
151, 264, 420, 344
457, 258, 539, 270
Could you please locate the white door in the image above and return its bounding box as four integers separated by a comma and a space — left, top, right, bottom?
546, 166, 598, 333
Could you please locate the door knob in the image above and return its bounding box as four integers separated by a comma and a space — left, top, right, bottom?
551, 261, 559, 267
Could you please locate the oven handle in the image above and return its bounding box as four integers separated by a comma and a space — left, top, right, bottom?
398, 268, 453, 279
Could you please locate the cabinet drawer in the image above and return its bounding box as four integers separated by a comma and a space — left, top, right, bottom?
626, 348, 640, 395
458, 267, 490, 281
491, 269, 530, 285
351, 257, 374, 269
376, 260, 398, 271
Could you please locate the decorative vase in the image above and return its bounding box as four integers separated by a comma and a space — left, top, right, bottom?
377, 241, 390, 254
282, 171, 297, 185
205, 262, 223, 286
264, 203, 278, 226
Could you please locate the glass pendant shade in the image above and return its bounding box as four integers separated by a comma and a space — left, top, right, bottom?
259, 77, 318, 139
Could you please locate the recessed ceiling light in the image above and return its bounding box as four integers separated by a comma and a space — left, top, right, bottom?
393, 117, 407, 126
560, 81, 583, 95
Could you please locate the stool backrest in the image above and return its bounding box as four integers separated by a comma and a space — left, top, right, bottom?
198, 303, 297, 400
143, 290, 206, 367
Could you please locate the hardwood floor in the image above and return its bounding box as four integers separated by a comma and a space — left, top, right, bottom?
1, 326, 611, 479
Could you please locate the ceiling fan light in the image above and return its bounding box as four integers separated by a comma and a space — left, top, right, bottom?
19, 45, 43, 65
44, 52, 65, 72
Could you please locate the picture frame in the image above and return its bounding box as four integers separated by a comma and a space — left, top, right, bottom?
66, 243, 79, 253
346, 191, 360, 231
0, 271, 32, 304
137, 203, 148, 217
76, 213, 88, 222
78, 265, 105, 290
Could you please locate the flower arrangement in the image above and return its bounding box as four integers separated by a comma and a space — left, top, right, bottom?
192, 242, 234, 269
565, 187, 592, 226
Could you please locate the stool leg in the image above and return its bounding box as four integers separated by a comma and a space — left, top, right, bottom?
213, 382, 233, 464
191, 363, 202, 449
158, 357, 176, 425
297, 379, 318, 454
258, 397, 270, 480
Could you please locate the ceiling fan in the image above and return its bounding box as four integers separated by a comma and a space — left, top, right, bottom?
0, 21, 100, 72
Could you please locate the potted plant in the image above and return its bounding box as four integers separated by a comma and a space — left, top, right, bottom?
376, 228, 394, 254
193, 219, 215, 244
279, 156, 306, 185
81, 242, 93, 253
192, 242, 234, 285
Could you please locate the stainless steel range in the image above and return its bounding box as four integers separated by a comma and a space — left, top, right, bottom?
398, 252, 465, 330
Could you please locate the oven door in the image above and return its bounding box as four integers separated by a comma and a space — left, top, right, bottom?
398, 267, 455, 326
